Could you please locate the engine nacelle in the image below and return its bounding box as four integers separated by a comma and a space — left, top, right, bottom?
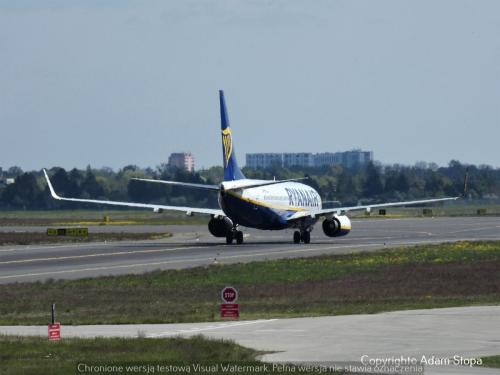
322, 215, 351, 237
208, 217, 233, 237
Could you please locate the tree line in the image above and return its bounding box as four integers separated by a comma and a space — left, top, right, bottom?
0, 160, 498, 210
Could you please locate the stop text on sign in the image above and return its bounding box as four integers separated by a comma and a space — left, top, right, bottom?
221, 286, 238, 303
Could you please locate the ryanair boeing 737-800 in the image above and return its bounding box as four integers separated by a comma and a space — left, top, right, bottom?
43, 91, 458, 244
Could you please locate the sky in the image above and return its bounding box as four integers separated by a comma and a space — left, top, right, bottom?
1, 0, 499, 171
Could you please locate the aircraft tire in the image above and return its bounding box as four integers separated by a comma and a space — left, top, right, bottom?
301, 231, 310, 244
293, 231, 301, 244
226, 232, 233, 244
236, 231, 243, 244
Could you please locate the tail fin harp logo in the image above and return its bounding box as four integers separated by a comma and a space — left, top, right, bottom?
222, 128, 233, 166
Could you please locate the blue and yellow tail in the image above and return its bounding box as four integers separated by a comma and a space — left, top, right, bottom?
220, 90, 245, 181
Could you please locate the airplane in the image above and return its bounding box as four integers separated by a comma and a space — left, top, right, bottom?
43, 90, 459, 244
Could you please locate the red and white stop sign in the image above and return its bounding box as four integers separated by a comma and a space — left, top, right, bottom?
221, 286, 238, 303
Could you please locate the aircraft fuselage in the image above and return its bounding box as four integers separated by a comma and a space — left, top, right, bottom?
219, 180, 322, 230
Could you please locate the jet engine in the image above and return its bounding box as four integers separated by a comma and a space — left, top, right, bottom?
322, 215, 351, 237
208, 217, 233, 237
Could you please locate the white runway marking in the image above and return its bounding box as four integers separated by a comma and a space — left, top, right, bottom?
445, 226, 500, 235
0, 245, 208, 265
147, 319, 277, 338
0, 237, 484, 281
0, 241, 116, 253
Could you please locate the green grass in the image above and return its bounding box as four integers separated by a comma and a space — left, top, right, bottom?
0, 335, 340, 375
0, 204, 498, 226
0, 209, 208, 226
0, 232, 172, 246
481, 355, 500, 368
349, 204, 500, 218
1, 241, 499, 325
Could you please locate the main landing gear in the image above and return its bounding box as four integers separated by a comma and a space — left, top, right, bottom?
293, 230, 310, 244
226, 229, 244, 245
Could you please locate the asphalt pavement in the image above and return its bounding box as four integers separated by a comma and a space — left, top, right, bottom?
0, 217, 499, 283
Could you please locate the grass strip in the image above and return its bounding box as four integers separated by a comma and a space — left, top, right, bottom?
481, 355, 500, 368
0, 335, 340, 375
0, 210, 208, 226
0, 241, 499, 325
0, 232, 172, 246
0, 206, 498, 226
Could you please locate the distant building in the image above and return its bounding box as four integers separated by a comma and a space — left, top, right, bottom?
283, 153, 314, 168
341, 149, 373, 168
315, 150, 373, 168
245, 150, 373, 169
246, 153, 283, 169
168, 152, 195, 172
314, 152, 343, 167
0, 177, 14, 188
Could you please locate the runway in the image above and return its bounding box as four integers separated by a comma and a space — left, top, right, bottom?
0, 217, 499, 284
2, 306, 499, 374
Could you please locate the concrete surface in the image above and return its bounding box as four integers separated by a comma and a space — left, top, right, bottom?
2, 306, 500, 374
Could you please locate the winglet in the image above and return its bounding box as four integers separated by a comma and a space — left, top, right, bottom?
43, 169, 61, 200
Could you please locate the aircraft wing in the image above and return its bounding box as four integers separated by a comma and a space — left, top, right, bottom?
132, 178, 219, 190
287, 196, 459, 221
43, 169, 224, 216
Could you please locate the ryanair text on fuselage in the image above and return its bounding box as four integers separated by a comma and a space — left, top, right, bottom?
285, 187, 320, 208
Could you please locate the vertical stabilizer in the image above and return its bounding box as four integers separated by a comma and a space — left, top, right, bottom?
220, 90, 245, 181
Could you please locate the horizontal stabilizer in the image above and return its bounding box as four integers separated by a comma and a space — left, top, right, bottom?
224, 177, 310, 191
